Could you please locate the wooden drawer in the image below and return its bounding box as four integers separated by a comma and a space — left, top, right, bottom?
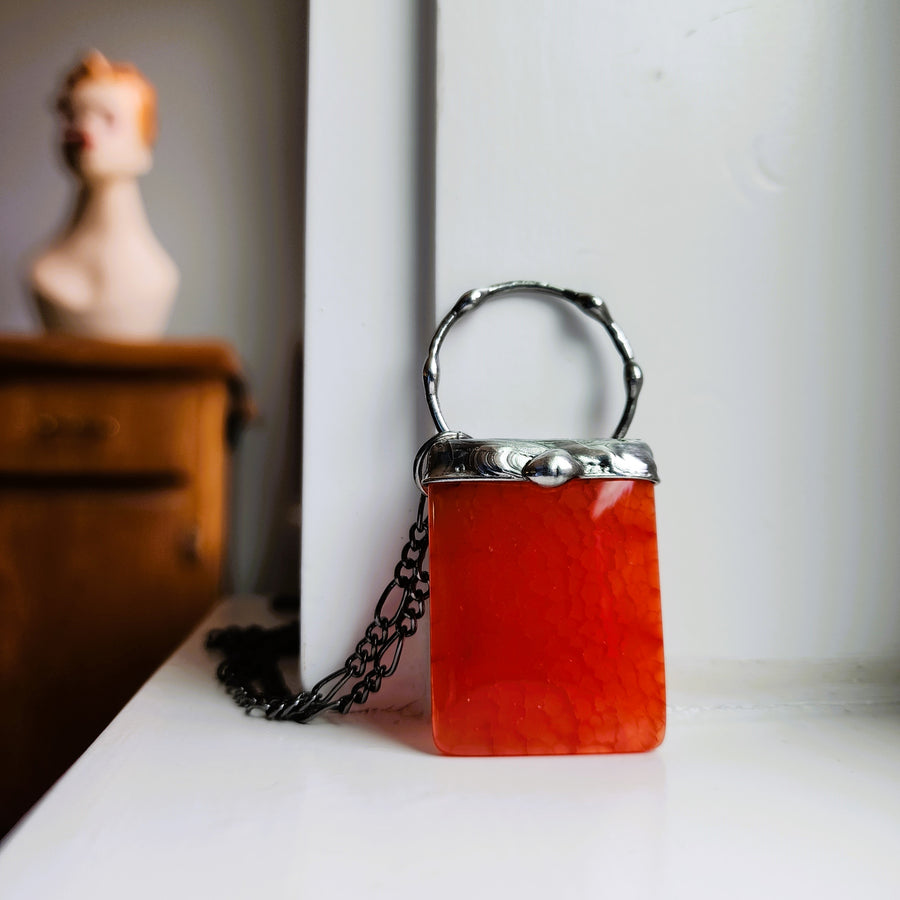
0, 337, 249, 839
0, 379, 204, 476
0, 481, 219, 836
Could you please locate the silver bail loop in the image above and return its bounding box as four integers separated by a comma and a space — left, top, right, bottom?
422, 280, 644, 439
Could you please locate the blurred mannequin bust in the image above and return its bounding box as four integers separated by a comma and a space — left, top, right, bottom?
29, 51, 179, 338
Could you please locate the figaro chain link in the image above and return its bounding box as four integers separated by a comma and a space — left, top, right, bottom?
206, 494, 429, 722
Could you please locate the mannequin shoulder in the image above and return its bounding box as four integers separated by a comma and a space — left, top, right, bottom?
29, 246, 96, 311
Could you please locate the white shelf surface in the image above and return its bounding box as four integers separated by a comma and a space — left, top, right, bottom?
2, 597, 898, 899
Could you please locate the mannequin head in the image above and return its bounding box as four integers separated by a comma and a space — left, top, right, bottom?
57, 51, 157, 183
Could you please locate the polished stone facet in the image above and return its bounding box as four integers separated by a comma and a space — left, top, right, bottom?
429, 478, 665, 756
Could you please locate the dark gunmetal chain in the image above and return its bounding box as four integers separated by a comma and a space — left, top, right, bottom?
206, 494, 429, 722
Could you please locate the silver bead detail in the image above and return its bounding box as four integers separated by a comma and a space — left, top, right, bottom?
522, 449, 583, 488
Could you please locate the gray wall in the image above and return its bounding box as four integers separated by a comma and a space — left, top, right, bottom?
0, 0, 306, 594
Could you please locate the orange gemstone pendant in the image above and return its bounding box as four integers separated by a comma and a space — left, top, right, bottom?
208, 287, 664, 742
428, 477, 665, 756
418, 281, 665, 757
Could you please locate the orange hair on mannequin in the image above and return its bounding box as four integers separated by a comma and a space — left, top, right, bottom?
58, 50, 158, 146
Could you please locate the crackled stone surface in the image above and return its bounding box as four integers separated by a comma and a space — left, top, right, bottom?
429, 478, 665, 756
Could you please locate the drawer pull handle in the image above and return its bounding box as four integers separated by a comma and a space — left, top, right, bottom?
35, 414, 59, 438
180, 525, 202, 563
83, 415, 121, 439
34, 414, 120, 441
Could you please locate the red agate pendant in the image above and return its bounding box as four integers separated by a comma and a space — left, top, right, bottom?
417, 282, 665, 756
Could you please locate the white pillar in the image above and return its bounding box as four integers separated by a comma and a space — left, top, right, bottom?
302, 0, 433, 709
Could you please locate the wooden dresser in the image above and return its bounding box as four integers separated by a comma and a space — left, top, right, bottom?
0, 337, 251, 836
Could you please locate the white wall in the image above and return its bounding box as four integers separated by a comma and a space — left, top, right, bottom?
302, 1, 900, 709
0, 0, 306, 594
434, 0, 900, 662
